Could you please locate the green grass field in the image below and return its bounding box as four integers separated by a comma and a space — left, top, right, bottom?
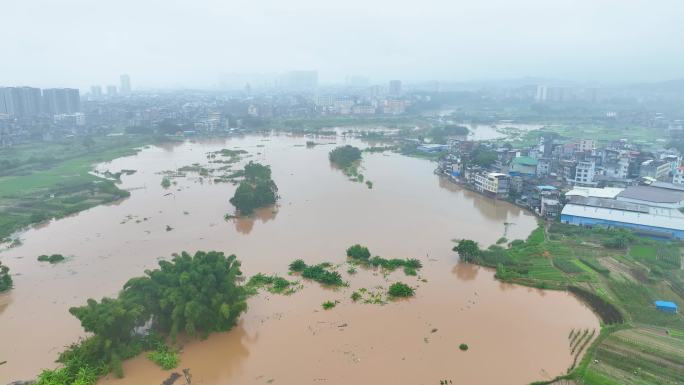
0, 135, 158, 239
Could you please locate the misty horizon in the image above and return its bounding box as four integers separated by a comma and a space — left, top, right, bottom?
2, 0, 684, 90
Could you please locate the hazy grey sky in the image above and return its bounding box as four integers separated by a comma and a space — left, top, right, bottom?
2, 0, 683, 89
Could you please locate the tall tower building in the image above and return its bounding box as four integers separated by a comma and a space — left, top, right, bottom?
535, 85, 548, 102
389, 80, 402, 96
106, 85, 118, 97
90, 85, 103, 99
284, 71, 318, 90
0, 88, 15, 115
0, 87, 42, 117
43, 88, 81, 115
120, 74, 131, 95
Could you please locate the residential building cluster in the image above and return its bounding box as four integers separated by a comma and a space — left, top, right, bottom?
437, 133, 684, 239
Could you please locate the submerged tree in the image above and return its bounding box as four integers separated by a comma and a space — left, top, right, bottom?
229, 162, 278, 215
122, 251, 248, 338
329, 145, 362, 168
453, 239, 481, 262
57, 250, 249, 382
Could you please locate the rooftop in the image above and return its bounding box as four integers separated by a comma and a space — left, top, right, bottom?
512, 156, 538, 166
651, 182, 684, 192
566, 187, 624, 199
567, 196, 650, 214
617, 186, 684, 204
561, 203, 684, 231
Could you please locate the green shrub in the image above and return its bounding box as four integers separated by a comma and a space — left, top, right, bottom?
147, 343, 178, 370
161, 177, 171, 188
459, 343, 469, 351
38, 254, 66, 263
346, 244, 371, 261
403, 266, 417, 276
351, 292, 362, 302
246, 273, 296, 294
289, 259, 306, 272
388, 282, 414, 298
322, 301, 337, 310
302, 264, 344, 286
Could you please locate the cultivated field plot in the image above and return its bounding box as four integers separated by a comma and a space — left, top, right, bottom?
585, 327, 684, 385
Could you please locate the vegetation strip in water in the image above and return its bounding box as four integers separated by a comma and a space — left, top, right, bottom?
288, 259, 346, 287
245, 273, 300, 295
346, 244, 423, 276
31, 250, 248, 385
328, 145, 370, 185
37, 254, 66, 264
454, 223, 684, 385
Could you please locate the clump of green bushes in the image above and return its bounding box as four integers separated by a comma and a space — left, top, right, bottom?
322, 300, 337, 310
346, 244, 422, 275
33, 251, 248, 384
229, 162, 279, 215
161, 177, 171, 188
147, 342, 178, 370
246, 273, 298, 294
38, 254, 66, 263
459, 343, 469, 351
289, 259, 345, 286
329, 145, 362, 168
388, 282, 415, 298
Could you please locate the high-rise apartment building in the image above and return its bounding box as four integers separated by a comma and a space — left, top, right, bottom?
90, 85, 103, 99
284, 71, 318, 90
389, 80, 402, 96
0, 87, 43, 117
120, 74, 131, 95
43, 88, 81, 115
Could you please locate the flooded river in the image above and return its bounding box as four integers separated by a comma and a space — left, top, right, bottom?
0, 134, 598, 385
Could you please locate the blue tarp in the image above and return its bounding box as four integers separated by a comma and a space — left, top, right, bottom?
655, 300, 678, 313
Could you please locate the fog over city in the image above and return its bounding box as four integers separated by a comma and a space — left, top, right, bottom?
3, 0, 683, 89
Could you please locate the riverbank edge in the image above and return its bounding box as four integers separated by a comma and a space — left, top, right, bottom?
0, 135, 177, 243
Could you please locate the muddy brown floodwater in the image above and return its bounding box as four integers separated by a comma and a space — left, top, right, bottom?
0, 134, 599, 385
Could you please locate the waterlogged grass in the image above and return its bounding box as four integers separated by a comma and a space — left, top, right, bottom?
246, 273, 300, 295
346, 244, 422, 276
288, 259, 346, 287
0, 135, 160, 239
